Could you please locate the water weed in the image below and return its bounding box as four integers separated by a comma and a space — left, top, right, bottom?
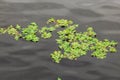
0, 18, 118, 63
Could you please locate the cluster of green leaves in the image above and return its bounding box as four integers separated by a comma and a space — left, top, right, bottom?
0, 18, 118, 64
0, 25, 22, 40
47, 18, 73, 28
21, 22, 39, 42
0, 21, 56, 41
39, 18, 74, 39
50, 20, 118, 63
39, 26, 55, 39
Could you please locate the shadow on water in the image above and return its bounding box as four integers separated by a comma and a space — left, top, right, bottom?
9, 48, 43, 56
0, 41, 14, 47
85, 20, 120, 30
60, 59, 92, 68
87, 70, 120, 80
70, 8, 103, 17
0, 66, 55, 80
99, 76, 120, 80
62, 75, 84, 80
101, 5, 120, 9
40, 55, 93, 68
0, 56, 30, 67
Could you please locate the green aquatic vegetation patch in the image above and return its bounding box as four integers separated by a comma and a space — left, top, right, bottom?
51, 26, 117, 63
21, 22, 40, 42
0, 25, 22, 40
0, 18, 118, 64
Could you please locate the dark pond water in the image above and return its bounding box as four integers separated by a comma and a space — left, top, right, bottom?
0, 0, 120, 80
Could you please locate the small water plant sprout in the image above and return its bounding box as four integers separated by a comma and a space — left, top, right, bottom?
57, 77, 62, 80
0, 18, 118, 63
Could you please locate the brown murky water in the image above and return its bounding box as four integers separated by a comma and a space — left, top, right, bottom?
0, 0, 120, 80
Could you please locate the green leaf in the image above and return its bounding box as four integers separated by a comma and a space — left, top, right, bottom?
48, 27, 56, 32
0, 28, 5, 34
16, 24, 21, 30
57, 77, 62, 80
109, 47, 117, 53
47, 17, 55, 24
14, 36, 20, 40
51, 51, 63, 63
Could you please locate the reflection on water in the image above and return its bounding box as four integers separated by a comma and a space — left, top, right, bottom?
100, 30, 120, 34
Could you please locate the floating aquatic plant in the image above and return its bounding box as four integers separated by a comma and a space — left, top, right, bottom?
51, 25, 117, 63
21, 22, 39, 42
0, 18, 118, 63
